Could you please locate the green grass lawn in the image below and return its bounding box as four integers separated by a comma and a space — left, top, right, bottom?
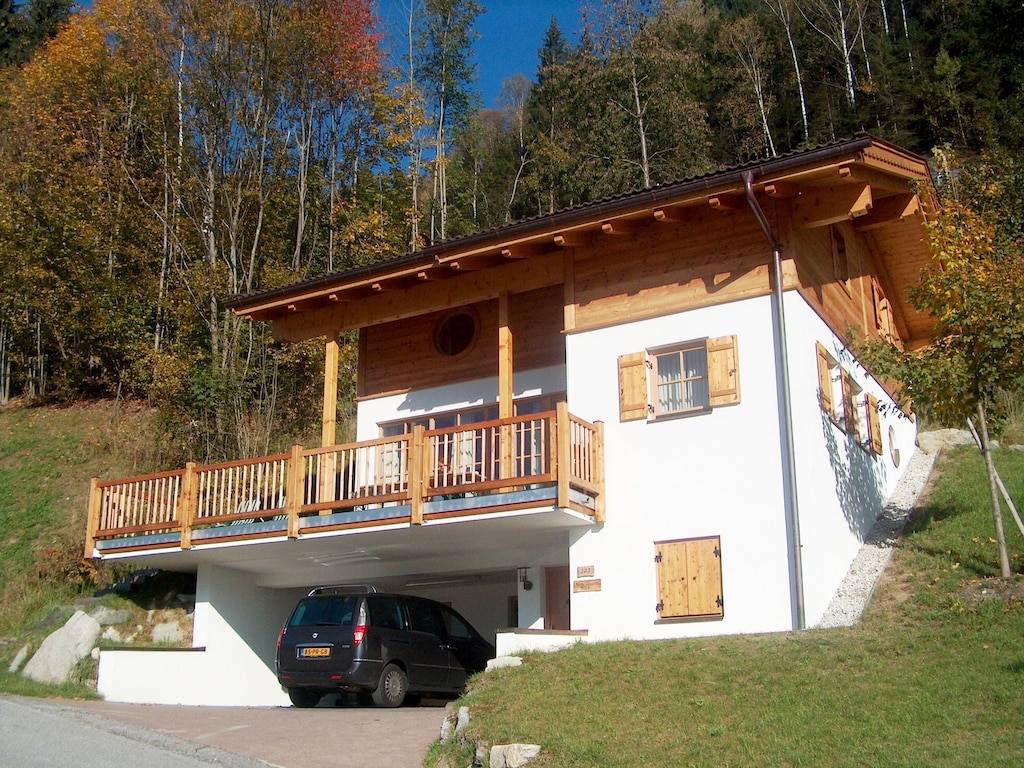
431, 448, 1024, 768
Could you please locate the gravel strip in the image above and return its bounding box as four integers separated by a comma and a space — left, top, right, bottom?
816, 430, 973, 628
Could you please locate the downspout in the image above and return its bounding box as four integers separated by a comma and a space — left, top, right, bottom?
742, 171, 806, 631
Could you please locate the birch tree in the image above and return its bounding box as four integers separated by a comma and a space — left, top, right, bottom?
763, 0, 809, 144
721, 15, 778, 158
416, 0, 480, 243
798, 0, 864, 105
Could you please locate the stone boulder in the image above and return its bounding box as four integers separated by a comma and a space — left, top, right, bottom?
22, 610, 101, 685
152, 621, 183, 644
89, 606, 132, 627
490, 744, 541, 768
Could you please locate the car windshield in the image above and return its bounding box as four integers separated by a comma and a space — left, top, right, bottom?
288, 596, 357, 627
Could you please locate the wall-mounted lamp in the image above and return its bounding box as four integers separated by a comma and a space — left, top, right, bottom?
517, 566, 533, 591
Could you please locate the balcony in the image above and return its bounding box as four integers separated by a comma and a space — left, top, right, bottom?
85, 404, 604, 558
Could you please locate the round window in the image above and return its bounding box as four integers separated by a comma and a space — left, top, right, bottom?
888, 425, 900, 468
434, 311, 478, 357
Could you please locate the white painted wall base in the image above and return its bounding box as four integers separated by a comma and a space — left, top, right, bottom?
495, 630, 587, 656
97, 648, 289, 707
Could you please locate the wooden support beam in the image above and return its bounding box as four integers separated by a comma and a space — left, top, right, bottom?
321, 334, 340, 447
854, 193, 921, 231
180, 462, 198, 549
286, 445, 302, 539
555, 402, 570, 510
498, 292, 513, 420
498, 293, 514, 486
793, 183, 873, 228
500, 243, 550, 260
410, 425, 425, 526
653, 206, 690, 223
708, 193, 744, 211
275, 251, 563, 342
764, 181, 799, 198
839, 162, 911, 193
553, 232, 587, 247
600, 220, 638, 236
84, 478, 101, 559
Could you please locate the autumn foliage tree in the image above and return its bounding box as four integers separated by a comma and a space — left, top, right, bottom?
857, 150, 1024, 578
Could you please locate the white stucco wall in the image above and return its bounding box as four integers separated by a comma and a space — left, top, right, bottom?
355, 365, 566, 441
98, 564, 299, 706
565, 297, 795, 640
783, 295, 918, 625
561, 291, 919, 640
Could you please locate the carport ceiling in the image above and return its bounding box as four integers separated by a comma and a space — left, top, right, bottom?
104, 507, 591, 590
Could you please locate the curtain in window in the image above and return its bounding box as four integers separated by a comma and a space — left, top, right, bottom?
657, 349, 710, 413
682, 348, 709, 409
657, 352, 683, 413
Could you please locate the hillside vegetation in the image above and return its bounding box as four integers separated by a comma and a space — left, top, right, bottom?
0, 402, 159, 642
432, 448, 1024, 768
0, 403, 1022, 766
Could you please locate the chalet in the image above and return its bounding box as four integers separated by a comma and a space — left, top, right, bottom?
85, 134, 936, 706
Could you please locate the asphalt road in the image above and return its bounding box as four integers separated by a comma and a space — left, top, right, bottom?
1, 694, 448, 768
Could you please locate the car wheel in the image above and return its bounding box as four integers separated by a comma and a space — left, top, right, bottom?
371, 664, 407, 707
287, 688, 322, 708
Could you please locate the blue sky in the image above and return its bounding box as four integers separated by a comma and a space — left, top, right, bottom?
376, 1, 584, 109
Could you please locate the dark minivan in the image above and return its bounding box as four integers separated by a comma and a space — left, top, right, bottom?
276, 586, 495, 707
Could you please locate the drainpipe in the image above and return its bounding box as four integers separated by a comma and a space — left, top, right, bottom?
742, 171, 806, 631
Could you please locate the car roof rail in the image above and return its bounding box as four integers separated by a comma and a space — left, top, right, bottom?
307, 584, 377, 596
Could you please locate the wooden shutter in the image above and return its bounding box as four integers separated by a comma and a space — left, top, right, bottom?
816, 342, 833, 416
707, 335, 740, 407
842, 370, 858, 437
617, 352, 649, 422
655, 537, 724, 620
866, 394, 883, 454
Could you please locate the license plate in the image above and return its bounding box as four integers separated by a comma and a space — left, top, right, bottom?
298, 646, 331, 659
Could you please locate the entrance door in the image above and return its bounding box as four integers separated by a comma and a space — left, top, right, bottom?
545, 566, 570, 630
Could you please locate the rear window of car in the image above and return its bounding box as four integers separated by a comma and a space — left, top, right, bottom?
288, 596, 358, 627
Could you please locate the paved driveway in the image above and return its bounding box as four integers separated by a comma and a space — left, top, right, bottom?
58, 695, 449, 768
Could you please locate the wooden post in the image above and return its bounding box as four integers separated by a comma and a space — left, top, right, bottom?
84, 478, 102, 559
410, 425, 425, 525
180, 462, 198, 550
498, 294, 513, 485
322, 333, 340, 446
286, 444, 304, 539
593, 420, 605, 524
320, 334, 340, 513
556, 403, 570, 510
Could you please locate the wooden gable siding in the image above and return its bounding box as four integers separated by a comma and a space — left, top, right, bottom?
569, 205, 776, 333
791, 216, 909, 350
359, 284, 565, 398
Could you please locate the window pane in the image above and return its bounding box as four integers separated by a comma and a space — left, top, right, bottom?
656, 352, 682, 413
682, 348, 709, 408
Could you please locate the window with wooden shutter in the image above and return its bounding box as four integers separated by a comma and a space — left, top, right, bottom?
866, 394, 883, 454
816, 342, 835, 418
655, 536, 724, 621
617, 352, 649, 422
842, 370, 861, 438
707, 335, 740, 407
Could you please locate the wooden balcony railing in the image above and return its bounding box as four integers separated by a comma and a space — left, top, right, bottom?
85, 404, 604, 557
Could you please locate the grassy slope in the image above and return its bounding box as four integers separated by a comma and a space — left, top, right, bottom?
0, 402, 162, 695
433, 449, 1024, 768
